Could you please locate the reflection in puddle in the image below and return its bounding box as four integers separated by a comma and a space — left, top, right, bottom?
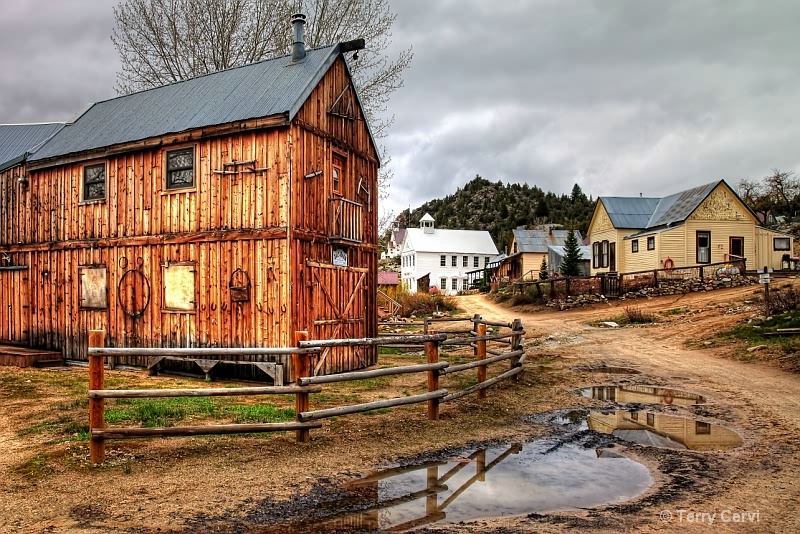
572, 365, 641, 374
578, 385, 706, 405
587, 410, 742, 451
284, 441, 652, 532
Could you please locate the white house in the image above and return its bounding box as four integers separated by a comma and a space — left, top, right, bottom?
400, 213, 499, 295
383, 225, 406, 259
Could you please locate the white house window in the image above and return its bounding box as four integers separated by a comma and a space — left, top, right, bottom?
484, 257, 490, 266
166, 147, 195, 189
631, 239, 639, 253
473, 256, 479, 268
440, 277, 447, 289
774, 237, 791, 251
697, 231, 711, 264
451, 278, 458, 291
440, 255, 446, 266
462, 277, 468, 290
83, 163, 106, 201
451, 255, 457, 267
462, 256, 468, 267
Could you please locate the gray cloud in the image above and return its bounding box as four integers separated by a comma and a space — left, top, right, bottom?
383, 0, 800, 214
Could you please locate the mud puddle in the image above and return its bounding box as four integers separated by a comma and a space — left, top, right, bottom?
572, 365, 641, 374
252, 437, 652, 532
552, 409, 742, 451
577, 385, 706, 405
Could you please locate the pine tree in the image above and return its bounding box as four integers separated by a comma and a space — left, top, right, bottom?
560, 229, 582, 277
539, 257, 549, 280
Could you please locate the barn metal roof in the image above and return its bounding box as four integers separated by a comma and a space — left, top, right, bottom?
0, 123, 64, 171
403, 228, 498, 255
512, 228, 584, 253
32, 44, 374, 163
599, 197, 661, 229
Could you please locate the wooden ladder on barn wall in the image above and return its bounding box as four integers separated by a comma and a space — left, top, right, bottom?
378, 290, 402, 318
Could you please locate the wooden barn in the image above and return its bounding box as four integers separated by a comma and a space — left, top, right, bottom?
0, 15, 379, 382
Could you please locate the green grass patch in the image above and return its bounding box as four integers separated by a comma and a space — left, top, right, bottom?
660, 307, 689, 316
361, 407, 392, 416
225, 404, 294, 423
103, 397, 294, 427
14, 454, 53, 478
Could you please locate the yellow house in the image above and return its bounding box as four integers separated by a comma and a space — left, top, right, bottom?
587, 180, 792, 274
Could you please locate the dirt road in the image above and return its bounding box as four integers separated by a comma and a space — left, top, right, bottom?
0, 286, 798, 533
455, 289, 800, 533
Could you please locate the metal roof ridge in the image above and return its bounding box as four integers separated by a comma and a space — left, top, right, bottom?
89, 44, 339, 108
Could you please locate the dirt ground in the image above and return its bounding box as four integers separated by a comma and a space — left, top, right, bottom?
1, 284, 799, 533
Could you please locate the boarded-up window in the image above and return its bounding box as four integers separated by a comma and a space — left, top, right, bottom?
79, 266, 108, 309
163, 263, 196, 311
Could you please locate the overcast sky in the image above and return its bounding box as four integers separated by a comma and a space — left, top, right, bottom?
2, 1, 799, 220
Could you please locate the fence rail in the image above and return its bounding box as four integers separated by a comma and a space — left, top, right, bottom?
85, 314, 525, 465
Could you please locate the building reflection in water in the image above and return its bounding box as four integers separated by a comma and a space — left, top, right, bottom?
293, 439, 652, 532
579, 385, 706, 405
587, 410, 742, 451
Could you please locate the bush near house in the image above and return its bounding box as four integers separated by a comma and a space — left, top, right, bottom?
395, 291, 459, 317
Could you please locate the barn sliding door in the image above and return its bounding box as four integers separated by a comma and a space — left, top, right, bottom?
0, 268, 30, 343
306, 261, 368, 376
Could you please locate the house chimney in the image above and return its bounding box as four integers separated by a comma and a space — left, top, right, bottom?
291, 13, 307, 61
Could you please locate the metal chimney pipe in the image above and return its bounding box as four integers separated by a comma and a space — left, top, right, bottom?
291, 13, 307, 61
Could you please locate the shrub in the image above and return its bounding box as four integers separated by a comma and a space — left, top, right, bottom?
395, 291, 459, 317
768, 285, 800, 314
623, 306, 656, 324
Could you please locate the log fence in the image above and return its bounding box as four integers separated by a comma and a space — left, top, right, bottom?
86, 315, 525, 464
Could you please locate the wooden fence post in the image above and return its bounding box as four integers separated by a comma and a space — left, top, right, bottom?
653, 269, 658, 289
294, 331, 311, 443
88, 330, 106, 465
477, 323, 487, 399
510, 319, 523, 382
425, 331, 440, 420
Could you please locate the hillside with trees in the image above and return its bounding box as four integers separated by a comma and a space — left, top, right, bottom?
392, 175, 595, 251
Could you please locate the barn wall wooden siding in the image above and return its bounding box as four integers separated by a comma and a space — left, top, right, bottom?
0, 56, 379, 379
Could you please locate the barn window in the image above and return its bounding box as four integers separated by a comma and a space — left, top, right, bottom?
440, 255, 446, 266
166, 147, 195, 190
774, 237, 791, 251
79, 266, 107, 309
332, 154, 345, 192
163, 262, 196, 311
83, 163, 106, 201
631, 239, 639, 253
647, 236, 655, 250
